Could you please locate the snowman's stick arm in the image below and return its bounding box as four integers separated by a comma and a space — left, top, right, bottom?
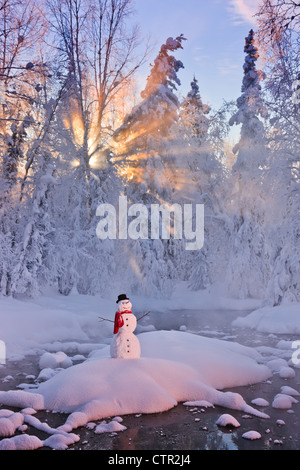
98, 311, 150, 323
98, 316, 114, 323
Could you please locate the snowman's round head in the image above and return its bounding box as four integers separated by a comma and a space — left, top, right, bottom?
117, 299, 132, 312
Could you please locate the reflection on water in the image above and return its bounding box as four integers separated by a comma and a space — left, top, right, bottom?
205, 430, 239, 450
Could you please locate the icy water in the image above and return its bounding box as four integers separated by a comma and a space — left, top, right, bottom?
1, 308, 300, 451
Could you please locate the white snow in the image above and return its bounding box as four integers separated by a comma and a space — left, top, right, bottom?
39, 351, 73, 370
272, 393, 298, 410
43, 433, 80, 450
0, 411, 23, 437
183, 400, 214, 408
0, 323, 273, 450
0, 292, 299, 450
0, 390, 44, 410
280, 386, 300, 397
232, 303, 300, 335
0, 293, 114, 360
216, 414, 240, 428
242, 430, 261, 440
279, 366, 295, 379
2, 288, 290, 363
251, 398, 269, 407
0, 434, 43, 450
94, 419, 127, 434
15, 330, 269, 429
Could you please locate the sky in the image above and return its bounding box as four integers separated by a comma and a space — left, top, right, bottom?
132, 0, 261, 111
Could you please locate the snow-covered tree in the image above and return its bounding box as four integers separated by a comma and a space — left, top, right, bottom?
176, 78, 230, 290
180, 76, 210, 142
40, 0, 147, 296
10, 155, 57, 296
261, 87, 300, 305
112, 35, 187, 296
229, 29, 268, 172
225, 29, 271, 300
0, 118, 33, 295
255, 3, 300, 305
265, 161, 300, 305
114, 35, 186, 148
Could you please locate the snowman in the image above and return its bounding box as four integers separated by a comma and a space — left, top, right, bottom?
110, 294, 141, 359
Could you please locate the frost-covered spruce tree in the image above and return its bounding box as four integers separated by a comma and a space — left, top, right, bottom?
178, 78, 229, 290
179, 77, 211, 289
180, 76, 210, 143
113, 35, 186, 297
226, 29, 270, 300
264, 109, 300, 305
229, 29, 268, 171
10, 154, 57, 296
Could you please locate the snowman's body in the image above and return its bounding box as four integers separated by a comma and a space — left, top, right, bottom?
110, 300, 141, 359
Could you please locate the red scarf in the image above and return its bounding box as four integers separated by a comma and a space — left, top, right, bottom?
113, 310, 132, 334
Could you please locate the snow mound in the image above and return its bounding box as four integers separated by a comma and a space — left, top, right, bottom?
232, 303, 300, 335
0, 390, 44, 410
0, 434, 43, 450
43, 433, 80, 450
242, 430, 261, 440
39, 351, 72, 370
94, 419, 127, 434
0, 330, 272, 448
216, 414, 240, 428
0, 411, 24, 437
272, 393, 298, 409
280, 386, 299, 397
251, 398, 269, 407
279, 366, 295, 379
16, 330, 270, 431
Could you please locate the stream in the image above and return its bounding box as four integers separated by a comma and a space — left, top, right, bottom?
0, 308, 299, 451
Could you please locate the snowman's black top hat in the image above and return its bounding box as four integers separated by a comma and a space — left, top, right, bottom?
116, 294, 129, 304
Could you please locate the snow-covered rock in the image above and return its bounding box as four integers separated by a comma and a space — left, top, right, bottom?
216, 414, 240, 428
251, 398, 269, 407
39, 351, 73, 370
94, 419, 127, 434
242, 430, 261, 440
272, 393, 298, 409
0, 434, 43, 450
0, 411, 24, 437
280, 386, 300, 397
